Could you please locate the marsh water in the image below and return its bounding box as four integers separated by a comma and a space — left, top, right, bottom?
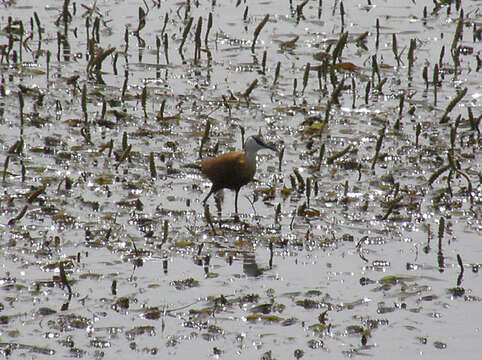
0, 0, 481, 358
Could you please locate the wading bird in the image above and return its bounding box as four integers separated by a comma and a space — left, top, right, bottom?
201, 135, 277, 214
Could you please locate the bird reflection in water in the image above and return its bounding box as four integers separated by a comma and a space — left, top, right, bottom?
243, 245, 275, 277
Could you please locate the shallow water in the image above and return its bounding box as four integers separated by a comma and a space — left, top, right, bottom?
0, 0, 481, 358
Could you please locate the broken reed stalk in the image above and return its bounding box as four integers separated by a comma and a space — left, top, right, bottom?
392, 33, 399, 67
438, 216, 445, 243
440, 87, 467, 123
302, 62, 310, 95
394, 93, 404, 130
289, 174, 297, 190
101, 98, 106, 122
371, 127, 385, 170
422, 65, 428, 89
343, 180, 349, 201
81, 84, 90, 144
351, 77, 356, 108
439, 45, 445, 68
222, 95, 232, 118
46, 50, 50, 87
82, 84, 89, 126
466, 107, 480, 132
371, 54, 380, 85
59, 262, 73, 296
375, 77, 387, 94
339, 1, 345, 29
161, 13, 168, 35
456, 253, 464, 287
8, 139, 23, 155
251, 14, 269, 52
2, 156, 9, 183
18, 20, 23, 64
364, 81, 370, 104
243, 7, 249, 21
113, 52, 118, 74
293, 168, 305, 193
121, 69, 128, 102
326, 145, 350, 165
8, 205, 28, 226
34, 11, 42, 42
243, 79, 258, 98
332, 32, 348, 65
149, 152, 157, 178
56, 31, 61, 62
433, 63, 439, 106
415, 123, 421, 146
116, 144, 132, 170
316, 143, 325, 171
92, 17, 101, 43
407, 38, 416, 77
428, 151, 473, 203
324, 78, 345, 123
136, 6, 146, 36
273, 61, 281, 86
375, 18, 380, 50
205, 13, 212, 46
380, 196, 402, 220
318, 66, 322, 91
447, 152, 473, 200
179, 17, 193, 55
262, 50, 267, 74
111, 280, 117, 295
278, 146, 284, 172
183, 0, 190, 20
86, 47, 115, 74
27, 184, 46, 203
163, 33, 169, 64
306, 177, 311, 207
124, 25, 129, 56
157, 99, 166, 121
156, 36, 160, 64
18, 91, 24, 137
239, 126, 245, 147
428, 163, 451, 186
275, 203, 281, 224
194, 16, 202, 64
122, 131, 128, 150
163, 220, 169, 243
296, 0, 309, 20
451, 13, 463, 69
141, 86, 147, 118
457, 254, 464, 273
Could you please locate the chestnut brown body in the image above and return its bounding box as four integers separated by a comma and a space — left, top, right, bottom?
202, 152, 255, 211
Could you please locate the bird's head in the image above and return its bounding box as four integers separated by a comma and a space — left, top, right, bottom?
245, 135, 278, 154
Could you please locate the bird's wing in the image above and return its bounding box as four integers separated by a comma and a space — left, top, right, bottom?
202, 152, 253, 187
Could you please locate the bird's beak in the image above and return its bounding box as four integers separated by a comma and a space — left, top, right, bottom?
261, 140, 278, 153
267, 143, 278, 153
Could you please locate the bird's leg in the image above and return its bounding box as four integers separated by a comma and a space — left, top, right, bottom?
233, 189, 241, 222
203, 185, 216, 204
234, 189, 239, 214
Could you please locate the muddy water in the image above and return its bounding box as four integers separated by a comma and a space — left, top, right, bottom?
0, 0, 481, 358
